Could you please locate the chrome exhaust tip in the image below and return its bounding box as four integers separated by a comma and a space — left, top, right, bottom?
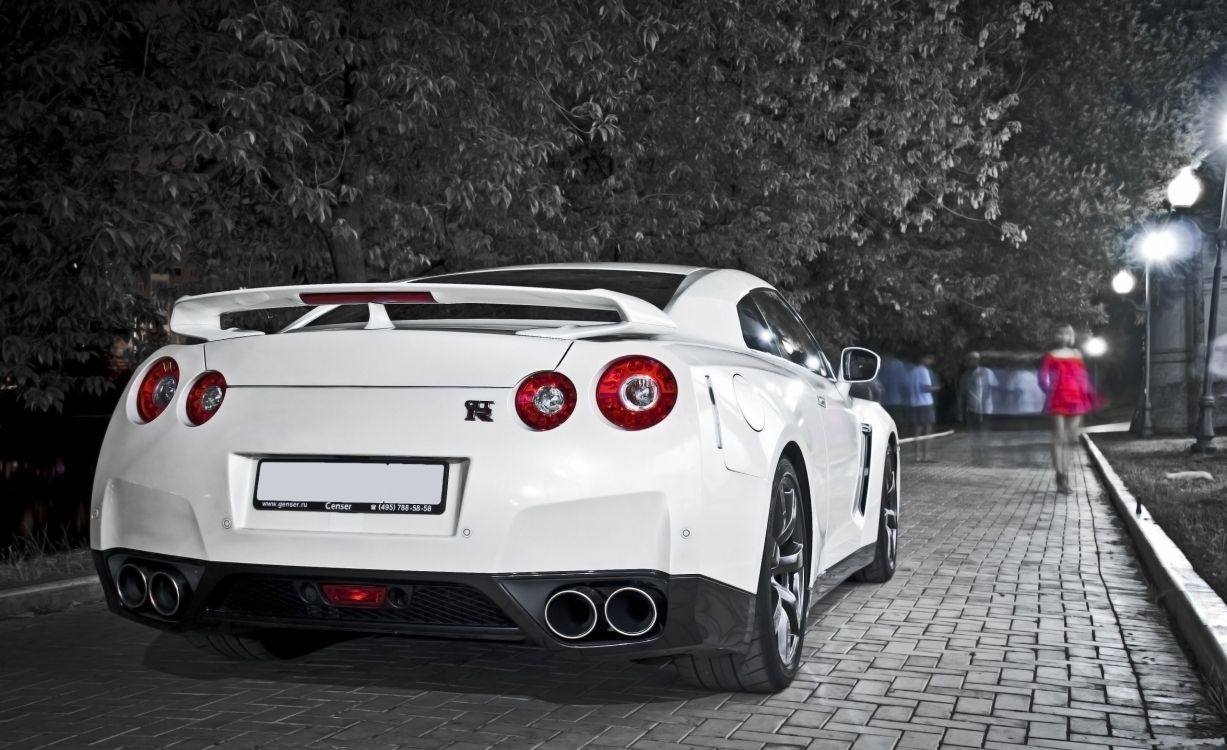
148, 570, 188, 617
543, 587, 601, 640
116, 563, 148, 610
603, 586, 661, 637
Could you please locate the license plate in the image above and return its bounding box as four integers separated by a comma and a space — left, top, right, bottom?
254, 460, 447, 515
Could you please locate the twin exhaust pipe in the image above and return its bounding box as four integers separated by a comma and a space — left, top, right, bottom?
543, 585, 662, 641
116, 563, 189, 617
119, 562, 658, 639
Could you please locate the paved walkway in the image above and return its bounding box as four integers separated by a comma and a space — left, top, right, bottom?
0, 434, 1224, 749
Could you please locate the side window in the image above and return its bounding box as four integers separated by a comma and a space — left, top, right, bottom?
751, 290, 832, 379
737, 295, 781, 356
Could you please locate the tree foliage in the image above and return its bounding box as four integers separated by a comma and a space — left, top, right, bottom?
945, 0, 1227, 352
2, 3, 179, 409
2, 0, 1223, 410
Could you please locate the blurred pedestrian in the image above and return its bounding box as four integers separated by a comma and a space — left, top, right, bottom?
1038, 324, 1095, 494
958, 352, 997, 464
907, 355, 941, 461
879, 355, 910, 430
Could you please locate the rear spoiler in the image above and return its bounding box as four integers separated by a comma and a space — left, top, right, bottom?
169, 282, 677, 341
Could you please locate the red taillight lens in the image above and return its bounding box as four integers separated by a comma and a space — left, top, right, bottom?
515, 371, 577, 430
321, 583, 387, 608
186, 371, 227, 426
136, 357, 179, 422
596, 356, 678, 430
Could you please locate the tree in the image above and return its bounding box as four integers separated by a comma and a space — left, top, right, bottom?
1, 2, 181, 410
176, 0, 637, 283
1, 0, 651, 408
496, 0, 1047, 352
938, 0, 1227, 353
5, 0, 1225, 411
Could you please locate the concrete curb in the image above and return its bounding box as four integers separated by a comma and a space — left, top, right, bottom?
898, 429, 955, 445
1083, 434, 1227, 701
0, 575, 103, 620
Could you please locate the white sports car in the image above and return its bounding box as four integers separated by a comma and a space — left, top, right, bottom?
91, 263, 899, 692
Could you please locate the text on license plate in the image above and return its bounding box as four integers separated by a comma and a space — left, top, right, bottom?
254, 461, 447, 515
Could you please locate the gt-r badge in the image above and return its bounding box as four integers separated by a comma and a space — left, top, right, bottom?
464, 400, 494, 422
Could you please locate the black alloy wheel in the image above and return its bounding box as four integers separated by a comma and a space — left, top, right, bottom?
674, 457, 809, 692
854, 441, 898, 583
769, 461, 807, 666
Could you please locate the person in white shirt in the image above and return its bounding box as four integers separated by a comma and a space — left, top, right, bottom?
879, 355, 910, 430
907, 355, 940, 461
958, 352, 998, 464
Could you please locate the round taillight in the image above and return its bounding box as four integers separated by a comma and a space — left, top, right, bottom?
515, 371, 577, 430
596, 356, 678, 430
186, 371, 227, 426
136, 357, 179, 422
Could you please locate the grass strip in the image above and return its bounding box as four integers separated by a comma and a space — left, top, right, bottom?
1096, 433, 1227, 604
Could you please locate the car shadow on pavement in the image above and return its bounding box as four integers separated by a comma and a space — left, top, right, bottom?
141, 630, 723, 705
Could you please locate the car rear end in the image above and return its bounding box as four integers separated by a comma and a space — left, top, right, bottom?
91, 273, 769, 658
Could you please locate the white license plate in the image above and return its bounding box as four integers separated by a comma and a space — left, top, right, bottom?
254, 461, 447, 515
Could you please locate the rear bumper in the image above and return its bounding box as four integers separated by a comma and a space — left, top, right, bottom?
94, 549, 756, 658
91, 375, 772, 594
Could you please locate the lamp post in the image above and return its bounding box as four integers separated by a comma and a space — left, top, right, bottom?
1181, 159, 1227, 453
1111, 270, 1137, 426
1085, 336, 1108, 398
1139, 229, 1178, 437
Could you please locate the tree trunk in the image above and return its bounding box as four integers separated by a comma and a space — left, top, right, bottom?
330, 44, 367, 283
328, 156, 368, 282
328, 213, 367, 282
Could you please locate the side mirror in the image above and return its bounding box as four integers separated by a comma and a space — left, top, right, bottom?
840, 347, 880, 383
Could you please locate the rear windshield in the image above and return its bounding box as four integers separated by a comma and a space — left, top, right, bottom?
303, 268, 687, 329
416, 268, 686, 308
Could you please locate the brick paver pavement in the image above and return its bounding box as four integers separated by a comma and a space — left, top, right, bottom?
1, 433, 1225, 749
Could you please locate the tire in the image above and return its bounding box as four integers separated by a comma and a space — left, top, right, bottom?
186, 630, 330, 661
853, 441, 898, 583
675, 458, 808, 692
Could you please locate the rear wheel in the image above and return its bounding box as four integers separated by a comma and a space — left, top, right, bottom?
186, 630, 331, 661
853, 442, 898, 583
675, 458, 808, 692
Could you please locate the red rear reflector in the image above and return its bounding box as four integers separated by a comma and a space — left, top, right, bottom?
299, 291, 436, 305
320, 583, 387, 608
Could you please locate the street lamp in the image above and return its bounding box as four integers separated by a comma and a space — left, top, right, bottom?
1177, 157, 1227, 451
1169, 166, 1202, 207
1139, 228, 1178, 437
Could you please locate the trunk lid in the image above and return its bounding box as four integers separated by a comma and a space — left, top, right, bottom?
204, 329, 569, 387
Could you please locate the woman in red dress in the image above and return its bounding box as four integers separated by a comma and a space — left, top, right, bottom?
1038, 324, 1095, 494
